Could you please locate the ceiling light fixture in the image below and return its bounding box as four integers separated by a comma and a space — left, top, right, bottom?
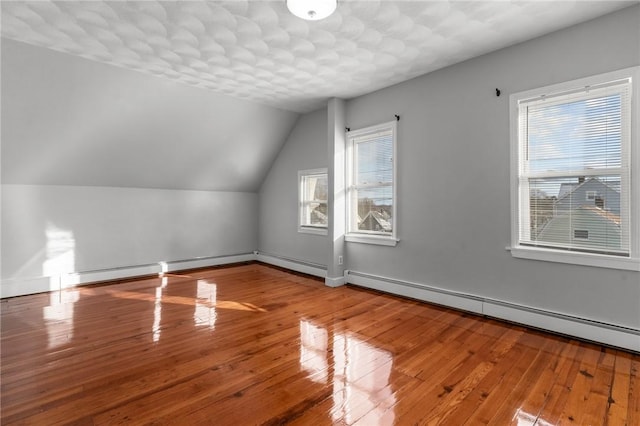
286, 0, 337, 21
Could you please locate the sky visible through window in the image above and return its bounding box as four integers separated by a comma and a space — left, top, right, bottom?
356, 134, 393, 206
527, 93, 622, 197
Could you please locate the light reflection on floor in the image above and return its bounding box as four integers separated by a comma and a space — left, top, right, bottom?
43, 289, 79, 349
152, 277, 168, 342
300, 320, 396, 424
300, 320, 329, 384
513, 408, 555, 426
193, 279, 217, 329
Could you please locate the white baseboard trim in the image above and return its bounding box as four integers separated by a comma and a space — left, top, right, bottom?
482, 300, 639, 352
347, 271, 484, 314
1, 253, 256, 298
255, 251, 327, 279
346, 270, 640, 352
161, 253, 255, 273
325, 276, 346, 287
1, 276, 55, 299
61, 264, 160, 288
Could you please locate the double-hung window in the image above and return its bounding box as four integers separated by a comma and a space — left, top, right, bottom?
298, 168, 328, 235
510, 67, 639, 270
346, 121, 397, 246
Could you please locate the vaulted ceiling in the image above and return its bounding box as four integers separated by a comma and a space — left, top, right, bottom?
1, 1, 634, 191
1, 38, 300, 191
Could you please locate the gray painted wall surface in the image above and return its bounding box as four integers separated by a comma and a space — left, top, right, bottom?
1, 38, 283, 289
343, 6, 640, 329
1, 39, 299, 192
259, 108, 329, 266
1, 185, 257, 280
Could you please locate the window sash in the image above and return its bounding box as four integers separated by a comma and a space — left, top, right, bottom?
515, 76, 632, 257
299, 169, 328, 231
518, 83, 629, 178
346, 121, 397, 240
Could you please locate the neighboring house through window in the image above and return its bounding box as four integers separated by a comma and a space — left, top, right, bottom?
510, 67, 639, 270
346, 121, 397, 246
298, 168, 328, 235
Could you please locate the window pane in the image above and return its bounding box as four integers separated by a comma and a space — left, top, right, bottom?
527, 94, 622, 175
300, 171, 328, 229
303, 175, 328, 202
525, 175, 625, 254
356, 187, 393, 233
356, 136, 393, 186
303, 202, 328, 226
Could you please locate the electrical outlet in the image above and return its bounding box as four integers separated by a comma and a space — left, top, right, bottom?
338, 256, 343, 265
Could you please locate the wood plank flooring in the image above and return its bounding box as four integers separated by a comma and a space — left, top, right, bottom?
1, 262, 638, 425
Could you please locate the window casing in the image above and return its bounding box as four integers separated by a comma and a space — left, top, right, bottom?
346, 121, 397, 246
510, 67, 639, 270
298, 168, 328, 235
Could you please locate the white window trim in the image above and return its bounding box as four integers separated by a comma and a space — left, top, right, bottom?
345, 120, 398, 246
509, 66, 640, 271
298, 168, 328, 236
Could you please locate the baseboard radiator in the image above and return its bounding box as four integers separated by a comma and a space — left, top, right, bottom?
346, 270, 640, 353
2, 252, 326, 298
1, 253, 256, 298
254, 251, 328, 278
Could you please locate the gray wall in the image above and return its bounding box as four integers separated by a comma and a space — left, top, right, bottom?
259, 108, 329, 266
2, 184, 257, 282
1, 39, 299, 191
1, 39, 278, 290
343, 6, 640, 329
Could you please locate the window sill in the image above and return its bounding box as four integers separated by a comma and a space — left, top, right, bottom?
509, 245, 640, 271
345, 234, 398, 246
298, 227, 328, 236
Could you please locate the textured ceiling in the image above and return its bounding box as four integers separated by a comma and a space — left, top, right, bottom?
1, 0, 635, 113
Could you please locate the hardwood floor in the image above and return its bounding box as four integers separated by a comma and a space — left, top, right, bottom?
1, 263, 638, 425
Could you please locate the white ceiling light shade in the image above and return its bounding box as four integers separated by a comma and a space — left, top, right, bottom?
286, 0, 337, 21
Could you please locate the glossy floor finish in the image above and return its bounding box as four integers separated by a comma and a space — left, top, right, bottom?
1, 263, 638, 425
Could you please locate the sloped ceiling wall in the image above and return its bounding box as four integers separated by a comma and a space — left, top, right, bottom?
1, 38, 299, 192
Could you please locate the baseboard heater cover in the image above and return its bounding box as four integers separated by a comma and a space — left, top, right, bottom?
1, 253, 256, 298
255, 251, 327, 279
347, 270, 485, 314
346, 270, 639, 353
